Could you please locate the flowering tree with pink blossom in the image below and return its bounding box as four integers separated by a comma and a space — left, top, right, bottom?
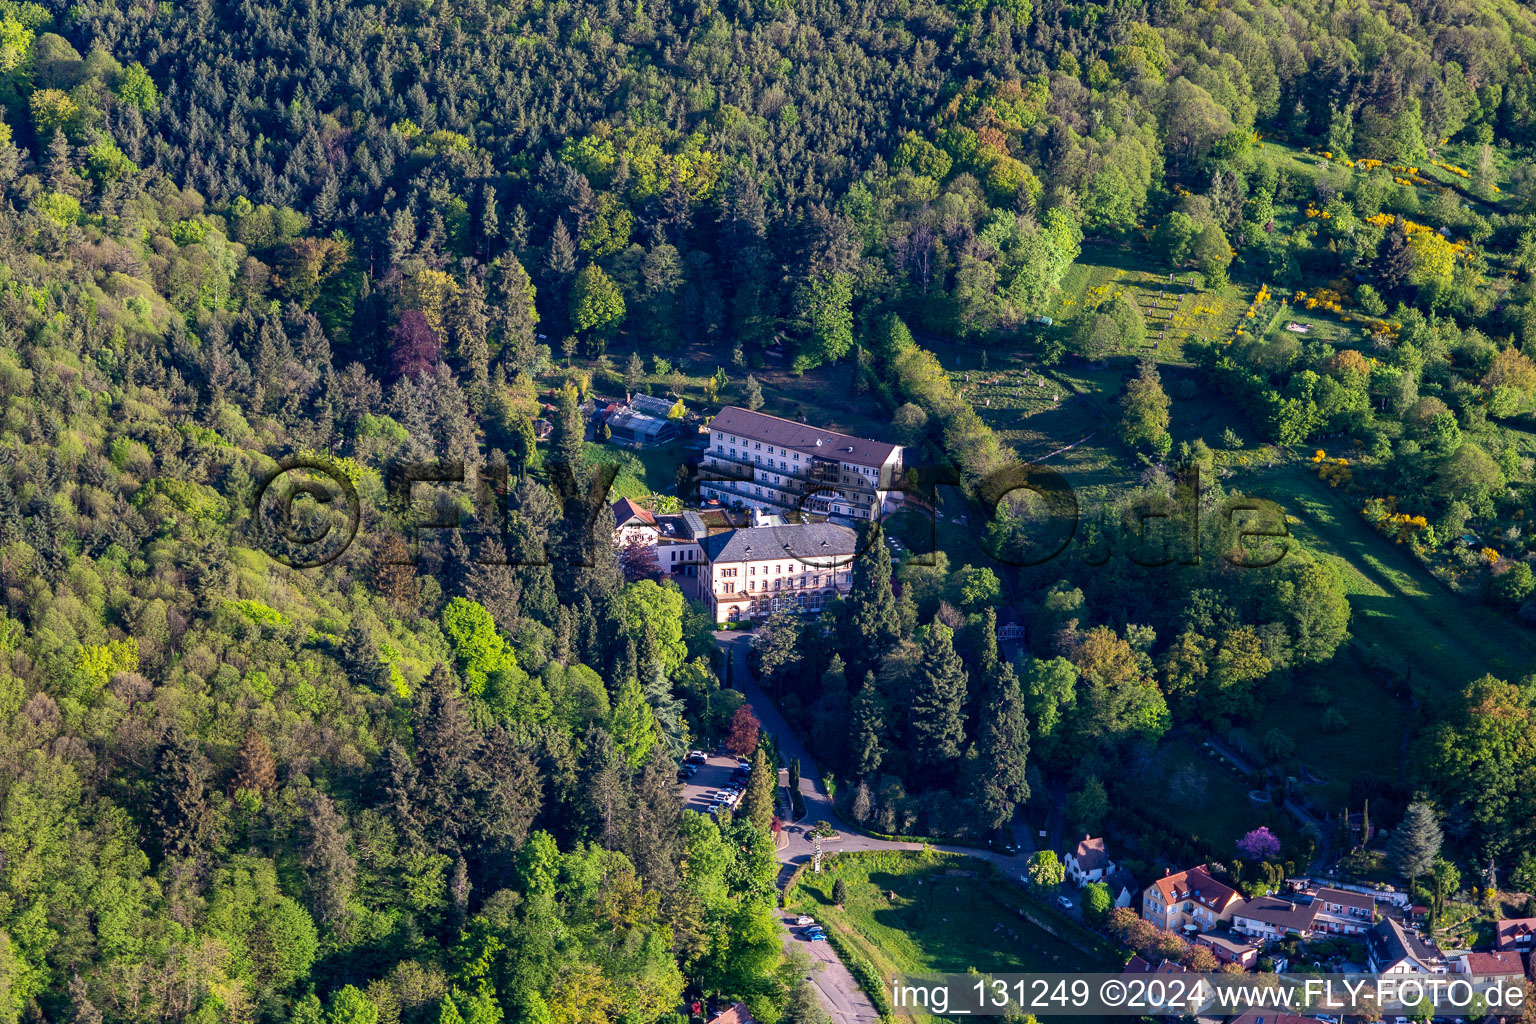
1237, 826, 1281, 861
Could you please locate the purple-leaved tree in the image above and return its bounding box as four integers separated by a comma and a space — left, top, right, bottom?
1237, 826, 1281, 861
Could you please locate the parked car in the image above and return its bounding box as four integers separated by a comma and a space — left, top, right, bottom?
1057, 895, 1073, 909
687, 750, 706, 764
806, 932, 826, 942
737, 760, 752, 771
795, 916, 815, 926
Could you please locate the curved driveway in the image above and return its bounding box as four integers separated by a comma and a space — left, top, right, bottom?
713, 630, 1040, 1024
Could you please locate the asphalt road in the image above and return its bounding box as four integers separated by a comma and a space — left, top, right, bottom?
780, 910, 880, 1024
712, 629, 1039, 1023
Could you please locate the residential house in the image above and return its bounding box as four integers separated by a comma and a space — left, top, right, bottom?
1065, 836, 1115, 886
1107, 867, 1138, 909
1195, 930, 1259, 969
1309, 886, 1375, 935
705, 1003, 755, 1024
702, 523, 857, 624
1457, 951, 1526, 984
1496, 917, 1536, 953
1142, 866, 1243, 934
612, 498, 659, 547
698, 407, 903, 523
1365, 917, 1447, 974
1231, 897, 1318, 942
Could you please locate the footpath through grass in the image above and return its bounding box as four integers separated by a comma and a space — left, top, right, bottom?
787, 851, 1115, 1021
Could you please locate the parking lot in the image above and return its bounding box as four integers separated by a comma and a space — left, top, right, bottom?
679, 752, 749, 814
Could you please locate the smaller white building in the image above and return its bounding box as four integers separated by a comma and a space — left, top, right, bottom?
1065, 836, 1114, 886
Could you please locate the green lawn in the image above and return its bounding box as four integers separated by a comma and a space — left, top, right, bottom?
581, 440, 687, 503
1051, 243, 1254, 364
1251, 644, 1411, 806
788, 851, 1110, 1021
1124, 738, 1274, 851
1245, 463, 1536, 699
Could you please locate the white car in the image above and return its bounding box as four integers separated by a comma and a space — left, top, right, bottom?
795, 915, 815, 926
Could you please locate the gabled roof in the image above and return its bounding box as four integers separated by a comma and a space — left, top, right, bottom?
1366, 917, 1442, 970
1070, 836, 1111, 872
702, 523, 858, 564
1313, 886, 1374, 913
1149, 866, 1241, 913
1235, 897, 1318, 932
611, 498, 656, 529
1496, 917, 1536, 948
710, 406, 899, 468
1461, 951, 1525, 976
707, 1002, 755, 1024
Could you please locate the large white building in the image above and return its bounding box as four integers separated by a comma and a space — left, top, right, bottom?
701, 522, 857, 624
698, 407, 903, 524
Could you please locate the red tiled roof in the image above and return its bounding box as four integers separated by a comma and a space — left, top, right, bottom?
1150, 865, 1241, 913
707, 1002, 756, 1024
611, 497, 656, 528
1462, 951, 1525, 976
1496, 917, 1536, 949
1071, 836, 1111, 872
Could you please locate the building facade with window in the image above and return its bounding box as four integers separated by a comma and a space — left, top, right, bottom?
698, 407, 903, 523
702, 523, 858, 624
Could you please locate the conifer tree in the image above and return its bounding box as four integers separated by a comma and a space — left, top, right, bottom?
850, 672, 884, 777
1389, 801, 1442, 887
148, 727, 214, 861
232, 729, 278, 795
972, 659, 1031, 832
843, 522, 901, 674
740, 746, 776, 832
910, 621, 968, 776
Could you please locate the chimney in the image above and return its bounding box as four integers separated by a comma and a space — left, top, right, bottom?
1164, 867, 1171, 877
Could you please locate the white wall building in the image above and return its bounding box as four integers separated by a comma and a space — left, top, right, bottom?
699, 407, 903, 524
702, 523, 857, 624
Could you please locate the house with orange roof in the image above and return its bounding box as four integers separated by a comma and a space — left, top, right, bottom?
1141, 865, 1243, 934
1495, 916, 1536, 953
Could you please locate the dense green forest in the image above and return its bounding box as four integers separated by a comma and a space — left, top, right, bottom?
2, 0, 1536, 1019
